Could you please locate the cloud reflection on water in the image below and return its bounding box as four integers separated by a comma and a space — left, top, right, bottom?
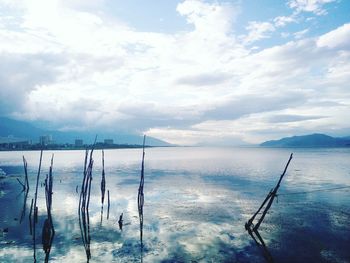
0, 148, 349, 262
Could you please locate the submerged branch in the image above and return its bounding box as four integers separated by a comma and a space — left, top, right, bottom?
29, 198, 34, 236
42, 154, 55, 263
78, 141, 97, 262
107, 190, 110, 220
245, 153, 293, 263
19, 187, 29, 224
33, 149, 43, 262
23, 156, 29, 191
138, 135, 146, 261
100, 150, 106, 225
16, 178, 26, 191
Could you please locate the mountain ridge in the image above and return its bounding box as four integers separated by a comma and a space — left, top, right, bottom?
0, 117, 171, 146
260, 133, 350, 147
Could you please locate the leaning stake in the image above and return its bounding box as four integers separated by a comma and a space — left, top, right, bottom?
33, 149, 43, 262
137, 135, 146, 261
245, 153, 293, 262
42, 154, 55, 263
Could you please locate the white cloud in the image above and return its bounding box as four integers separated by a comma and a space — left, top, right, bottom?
317, 23, 350, 49
176, 0, 238, 36
281, 32, 291, 38
0, 0, 349, 145
274, 15, 297, 27
242, 21, 275, 45
294, 28, 309, 39
149, 23, 350, 144
288, 0, 336, 15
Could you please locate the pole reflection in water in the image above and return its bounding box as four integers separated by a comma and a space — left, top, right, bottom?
107, 190, 110, 220
32, 150, 44, 262
78, 148, 95, 262
19, 189, 28, 224
42, 154, 55, 263
137, 135, 146, 263
20, 156, 30, 224
245, 153, 293, 263
100, 150, 106, 225
29, 198, 34, 235
246, 228, 274, 263
118, 213, 123, 231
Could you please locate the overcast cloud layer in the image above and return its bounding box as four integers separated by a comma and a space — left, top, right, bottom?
0, 0, 349, 145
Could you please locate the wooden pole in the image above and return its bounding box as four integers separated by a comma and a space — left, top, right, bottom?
32, 149, 43, 262
245, 153, 293, 263
107, 190, 110, 220
138, 135, 146, 261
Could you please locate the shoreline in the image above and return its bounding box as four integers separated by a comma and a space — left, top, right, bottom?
0, 145, 175, 152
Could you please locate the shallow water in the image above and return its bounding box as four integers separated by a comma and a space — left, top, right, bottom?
0, 147, 349, 262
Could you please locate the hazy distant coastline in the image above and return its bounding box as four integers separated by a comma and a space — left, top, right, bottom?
0, 143, 167, 152
260, 133, 350, 148
0, 117, 172, 150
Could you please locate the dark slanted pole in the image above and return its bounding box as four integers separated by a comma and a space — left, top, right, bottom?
19, 185, 29, 223
23, 156, 29, 190
17, 156, 30, 192
100, 150, 106, 224
138, 135, 146, 262
78, 149, 89, 260
107, 190, 110, 220
43, 154, 55, 263
101, 150, 106, 205
245, 153, 293, 263
33, 149, 43, 262
29, 198, 34, 235
78, 137, 97, 262
253, 153, 293, 231
16, 178, 26, 191
118, 213, 123, 230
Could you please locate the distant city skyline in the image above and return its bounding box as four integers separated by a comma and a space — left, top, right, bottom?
0, 0, 349, 145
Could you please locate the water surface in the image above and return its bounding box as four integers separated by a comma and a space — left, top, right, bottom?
0, 147, 349, 262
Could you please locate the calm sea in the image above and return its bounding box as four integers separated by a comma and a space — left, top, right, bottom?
0, 147, 349, 262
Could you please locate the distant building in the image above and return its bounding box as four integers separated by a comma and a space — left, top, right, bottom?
39, 136, 46, 145
40, 135, 53, 146
0, 136, 30, 149
104, 139, 114, 145
75, 139, 83, 147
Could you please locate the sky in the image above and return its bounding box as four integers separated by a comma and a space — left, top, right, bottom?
0, 0, 349, 145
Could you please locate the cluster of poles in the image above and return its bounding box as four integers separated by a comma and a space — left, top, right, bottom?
16, 136, 295, 263
17, 135, 146, 263
18, 150, 55, 263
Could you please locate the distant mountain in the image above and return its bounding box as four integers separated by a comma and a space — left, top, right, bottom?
0, 117, 45, 139
260, 133, 350, 147
0, 117, 172, 146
